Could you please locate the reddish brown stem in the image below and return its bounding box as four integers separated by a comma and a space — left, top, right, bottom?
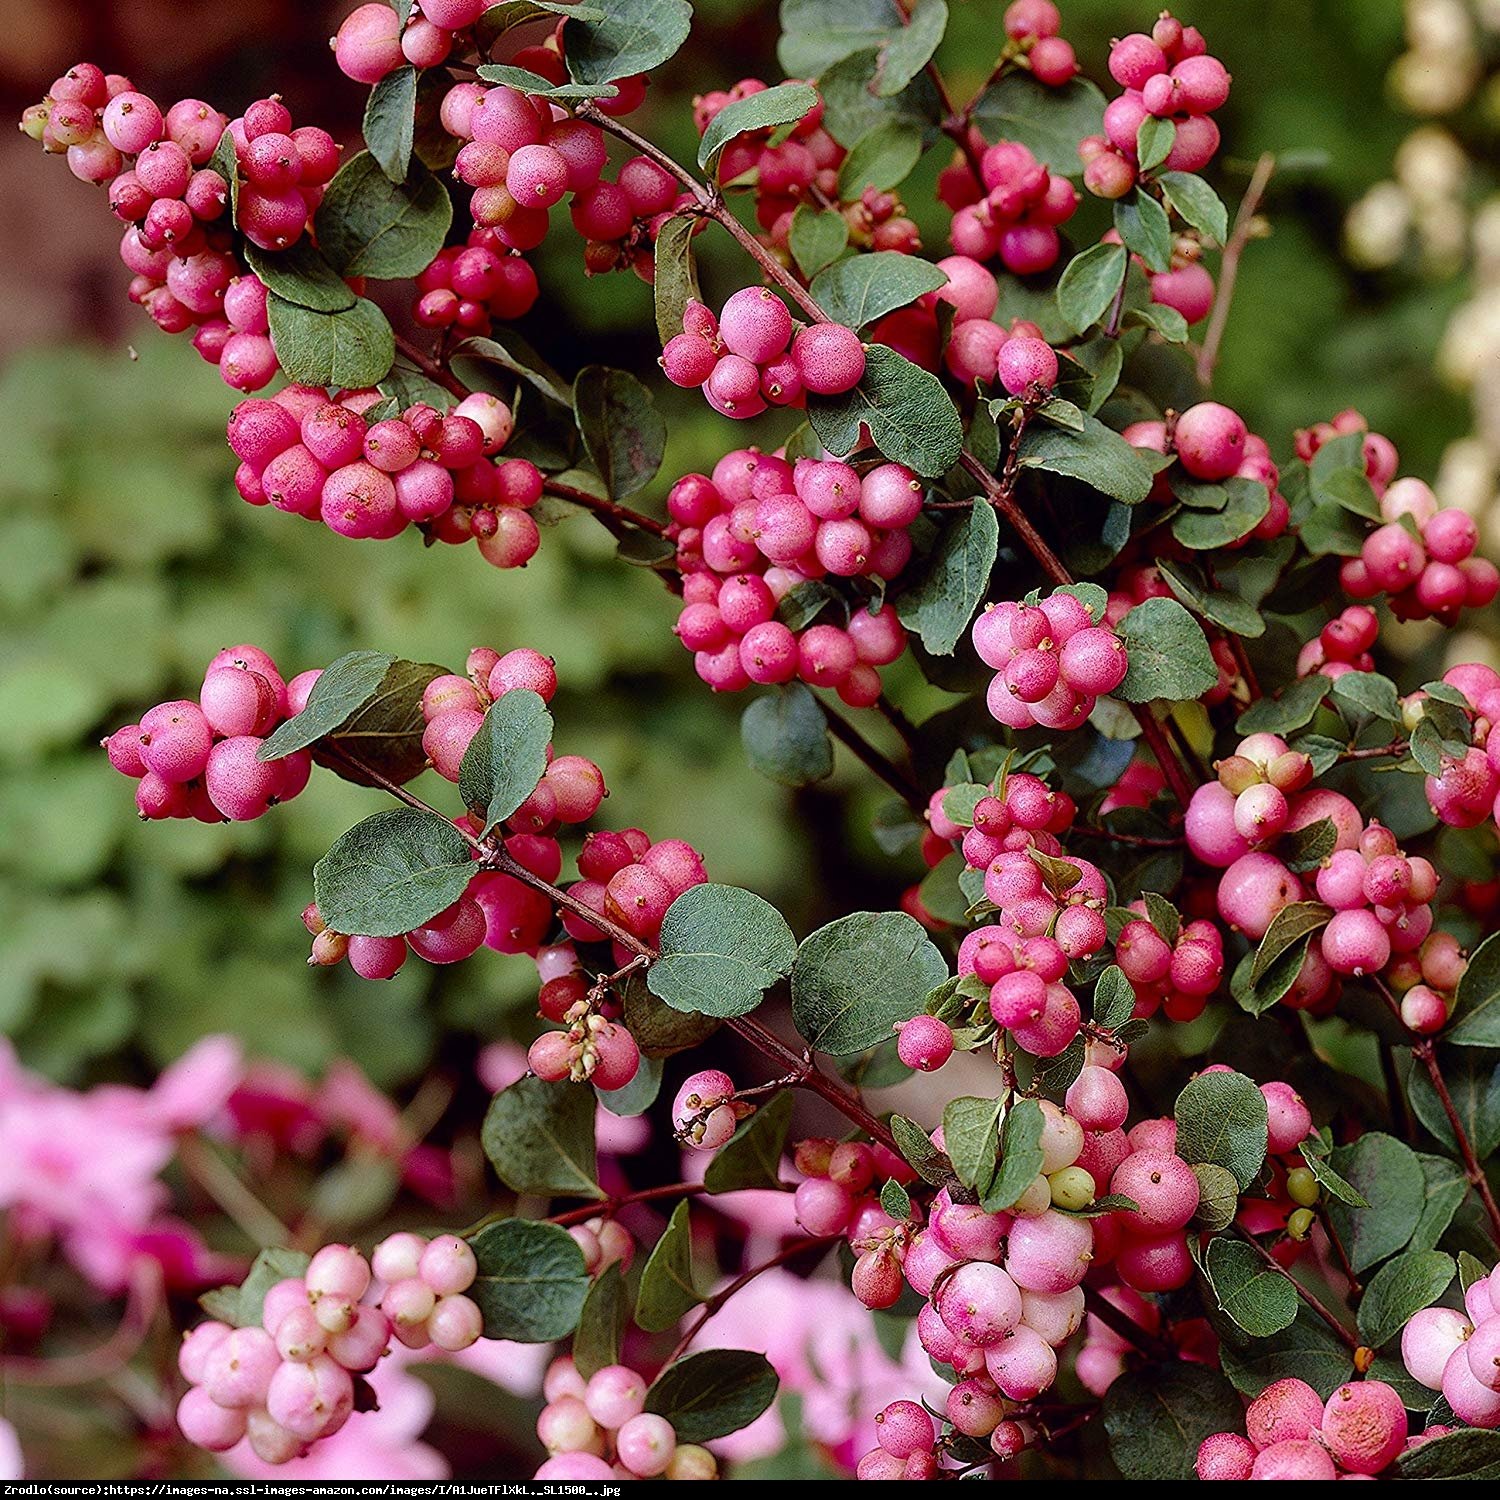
1413, 1040, 1500, 1246
1196, 152, 1276, 386
1081, 1284, 1175, 1362
822, 702, 924, 811
541, 476, 672, 538
547, 1180, 716, 1227
1233, 1228, 1360, 1350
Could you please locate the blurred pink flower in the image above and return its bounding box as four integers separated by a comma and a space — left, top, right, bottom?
149, 1035, 245, 1131
689, 1268, 946, 1472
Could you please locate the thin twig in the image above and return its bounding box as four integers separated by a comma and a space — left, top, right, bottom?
547, 1181, 714, 1228
177, 1135, 291, 1249
1413, 1040, 1500, 1245
541, 475, 672, 538
1196, 152, 1276, 385
667, 1235, 836, 1363
1082, 1285, 1175, 1362
822, 702, 924, 811
0, 1262, 163, 1386
1233, 1228, 1359, 1350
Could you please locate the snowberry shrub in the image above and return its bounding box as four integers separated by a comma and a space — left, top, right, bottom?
23, 0, 1500, 1483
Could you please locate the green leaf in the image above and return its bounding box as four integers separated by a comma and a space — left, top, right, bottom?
312, 807, 472, 937
872, 0, 946, 95
1325, 1132, 1425, 1271
1409, 1045, 1500, 1158
944, 1095, 1002, 1194
457, 688, 552, 836
1171, 478, 1270, 548
984, 1098, 1046, 1212
1253, 902, 1333, 984
1175, 1069, 1268, 1189
315, 152, 453, 280
790, 911, 948, 1055
1204, 1237, 1298, 1337
1410, 1152, 1467, 1252
475, 64, 617, 99
1190, 1163, 1240, 1232
596, 1052, 662, 1118
1093, 964, 1136, 1031
636, 1200, 703, 1331
699, 81, 819, 167
789, 206, 850, 279
1116, 597, 1219, 703
741, 683, 834, 788
1159, 171, 1229, 244
1156, 558, 1265, 638
895, 500, 998, 656
880, 1178, 913, 1219
704, 1091, 792, 1193
1056, 243, 1128, 334
810, 251, 948, 331
481, 1074, 601, 1198
1018, 414, 1159, 503
1299, 1130, 1370, 1208
777, 0, 906, 75
452, 331, 573, 408
972, 73, 1105, 174
1237, 673, 1330, 736
266, 294, 395, 390
837, 120, 923, 197
653, 213, 701, 345
258, 651, 394, 760
363, 65, 417, 182
1462, 1249, 1489, 1291
1220, 1308, 1354, 1400
1448, 931, 1500, 1046
1280, 819, 1338, 874
1397, 1429, 1500, 1481
573, 1261, 628, 1378
310, 657, 443, 788
622, 975, 721, 1057
563, 0, 693, 83
199, 1247, 310, 1327
1101, 1362, 1246, 1480
815, 43, 944, 150
890, 1114, 953, 1186
645, 1348, 779, 1443
1115, 190, 1172, 273
467, 1218, 589, 1341
573, 366, 666, 499
242, 241, 355, 313
1357, 1250, 1455, 1350
1329, 670, 1402, 727
1136, 116, 1176, 173
649, 884, 798, 1019
1125, 300, 1190, 343
807, 344, 962, 478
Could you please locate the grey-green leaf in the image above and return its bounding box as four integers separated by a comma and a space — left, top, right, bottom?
896, 500, 998, 656
467, 1218, 589, 1342
635, 1200, 703, 1332
644, 1348, 779, 1443
810, 251, 949, 331
573, 366, 667, 499
266, 294, 396, 390
790, 911, 948, 1055
1175, 1069, 1268, 1189
315, 152, 453, 280
1116, 597, 1219, 703
481, 1074, 602, 1199
1357, 1250, 1455, 1350
457, 688, 553, 835
312, 807, 472, 938
1204, 1237, 1298, 1337
741, 683, 834, 787
648, 884, 797, 1019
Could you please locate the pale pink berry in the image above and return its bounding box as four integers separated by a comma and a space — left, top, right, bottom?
177, 1387, 247, 1452
584, 1364, 647, 1429
1195, 1431, 1255, 1481
1320, 1380, 1407, 1475
201, 1325, 280, 1409
1174, 401, 1247, 480
719, 287, 793, 363
616, 1413, 677, 1478
791, 322, 866, 395
875, 1399, 935, 1459
1246, 1376, 1325, 1448
427, 1293, 483, 1351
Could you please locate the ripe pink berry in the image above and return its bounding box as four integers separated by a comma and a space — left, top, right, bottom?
1320, 1380, 1407, 1475
334, 3, 404, 84
790, 322, 866, 395
996, 336, 1059, 398
1260, 1081, 1312, 1154
895, 1014, 954, 1071
719, 287, 794, 363
1174, 401, 1248, 480
1246, 1376, 1324, 1448
176, 1387, 247, 1452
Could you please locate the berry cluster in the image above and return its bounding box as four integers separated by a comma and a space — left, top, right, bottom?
1114, 910, 1226, 1023
1294, 407, 1400, 491
672, 1068, 745, 1151
946, 140, 1078, 274
1084, 14, 1230, 200
102, 644, 313, 823
972, 589, 1130, 732
1086, 1116, 1200, 1295
1001, 1, 1079, 87
413, 230, 541, 335
228, 388, 546, 568
535, 1355, 716, 1481
560, 827, 708, 956
21, 64, 341, 394
435, 82, 614, 257
791, 1137, 913, 1250
1402, 1263, 1500, 1427
176, 1236, 481, 1465
668, 451, 916, 701
1194, 1377, 1410, 1480
1101, 226, 1216, 325
1296, 603, 1379, 679
1340, 476, 1499, 624
661, 293, 866, 416
1424, 663, 1500, 829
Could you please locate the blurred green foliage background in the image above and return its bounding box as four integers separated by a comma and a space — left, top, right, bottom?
0, 0, 1478, 1095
